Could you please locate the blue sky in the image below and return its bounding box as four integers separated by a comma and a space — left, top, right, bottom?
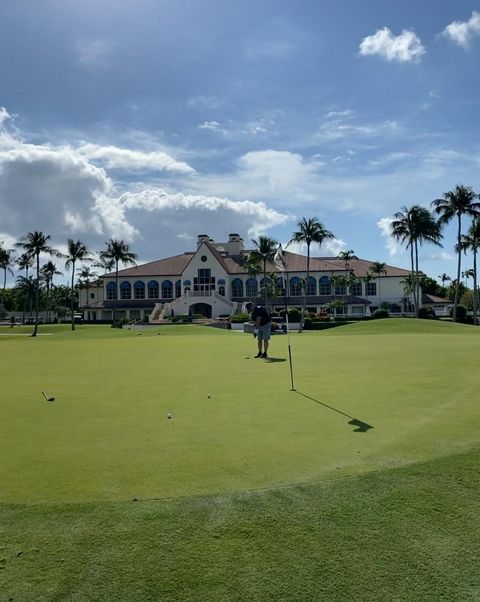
1, 0, 480, 284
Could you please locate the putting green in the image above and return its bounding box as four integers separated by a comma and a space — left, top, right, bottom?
1, 320, 480, 504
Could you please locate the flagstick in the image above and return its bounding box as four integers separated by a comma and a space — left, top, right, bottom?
274, 245, 295, 391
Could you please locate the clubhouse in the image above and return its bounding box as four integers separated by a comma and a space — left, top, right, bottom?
79, 233, 416, 322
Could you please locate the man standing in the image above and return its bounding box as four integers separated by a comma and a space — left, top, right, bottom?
250, 304, 272, 358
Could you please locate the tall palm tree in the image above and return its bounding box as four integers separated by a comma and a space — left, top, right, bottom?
457, 219, 480, 325
391, 205, 443, 317
288, 218, 334, 332
0, 244, 15, 290
369, 262, 387, 308
65, 239, 92, 331
362, 272, 374, 315
15, 231, 61, 336
99, 239, 137, 327
94, 254, 115, 275
17, 253, 34, 322
40, 261, 63, 323
248, 235, 278, 308
432, 185, 480, 321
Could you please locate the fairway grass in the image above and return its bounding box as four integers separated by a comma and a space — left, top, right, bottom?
2, 320, 480, 600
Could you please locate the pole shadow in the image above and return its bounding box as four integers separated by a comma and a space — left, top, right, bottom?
265, 357, 287, 363
296, 391, 374, 433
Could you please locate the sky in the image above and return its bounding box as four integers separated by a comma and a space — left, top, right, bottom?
1, 0, 480, 285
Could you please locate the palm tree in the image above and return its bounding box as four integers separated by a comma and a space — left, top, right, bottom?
78, 266, 98, 320
65, 239, 92, 331
17, 253, 34, 322
369, 262, 387, 308
40, 261, 63, 323
248, 235, 278, 309
288, 218, 334, 332
457, 219, 480, 325
15, 275, 36, 320
432, 185, 480, 321
94, 254, 115, 275
99, 239, 137, 327
15, 231, 61, 336
391, 205, 443, 317
0, 244, 15, 290
362, 272, 374, 316
438, 273, 451, 291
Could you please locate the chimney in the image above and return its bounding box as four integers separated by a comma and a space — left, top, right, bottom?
197, 234, 210, 248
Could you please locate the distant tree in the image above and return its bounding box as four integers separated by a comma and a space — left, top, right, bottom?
369, 262, 387, 305
15, 232, 61, 336
288, 218, 334, 331
99, 239, 137, 326
457, 219, 480, 325
248, 235, 279, 308
78, 266, 98, 318
40, 261, 63, 323
391, 205, 443, 317
438, 273, 451, 288
65, 239, 92, 331
0, 244, 15, 290
432, 185, 480, 321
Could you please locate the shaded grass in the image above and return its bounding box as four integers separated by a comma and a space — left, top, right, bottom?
2, 448, 480, 601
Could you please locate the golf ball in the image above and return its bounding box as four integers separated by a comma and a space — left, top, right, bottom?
207, 394, 211, 398
167, 413, 172, 419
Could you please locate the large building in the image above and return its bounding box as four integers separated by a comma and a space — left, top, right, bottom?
79, 233, 416, 322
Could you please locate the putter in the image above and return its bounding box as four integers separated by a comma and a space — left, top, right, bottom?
245, 331, 257, 359
42, 391, 55, 402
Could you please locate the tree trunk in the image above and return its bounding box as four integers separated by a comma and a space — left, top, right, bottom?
113, 263, 119, 327
453, 214, 462, 322
32, 254, 39, 337
473, 249, 478, 326
410, 244, 416, 315
414, 240, 420, 318
299, 245, 310, 333
71, 261, 76, 331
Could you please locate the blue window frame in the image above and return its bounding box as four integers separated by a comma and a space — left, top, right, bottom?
319, 276, 331, 295
289, 277, 302, 296
231, 278, 243, 297
246, 278, 258, 297
106, 281, 116, 300
134, 281, 145, 299
148, 280, 159, 299
120, 281, 131, 300
162, 280, 173, 298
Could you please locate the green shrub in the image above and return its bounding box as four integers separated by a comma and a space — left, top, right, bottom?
371, 308, 389, 320
288, 308, 302, 322
303, 317, 313, 330
418, 306, 436, 320
448, 305, 467, 320
230, 312, 250, 323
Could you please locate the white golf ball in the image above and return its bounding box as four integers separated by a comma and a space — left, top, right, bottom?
167, 413, 172, 419
207, 394, 211, 398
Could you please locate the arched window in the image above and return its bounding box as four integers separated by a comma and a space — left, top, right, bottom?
231, 278, 243, 297
246, 278, 258, 297
162, 280, 173, 299
290, 277, 302, 296
306, 276, 316, 296
120, 281, 131, 300
175, 280, 181, 298
148, 280, 159, 299
319, 276, 331, 296
218, 285, 225, 296
106, 281, 116, 300
134, 281, 145, 299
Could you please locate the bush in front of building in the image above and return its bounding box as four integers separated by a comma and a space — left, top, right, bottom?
448, 304, 467, 321
418, 306, 437, 320
230, 312, 251, 323
371, 308, 389, 320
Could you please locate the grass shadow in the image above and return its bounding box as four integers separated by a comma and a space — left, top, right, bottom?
296, 391, 374, 433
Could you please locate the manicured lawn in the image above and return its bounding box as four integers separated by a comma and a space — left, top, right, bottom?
1, 320, 480, 600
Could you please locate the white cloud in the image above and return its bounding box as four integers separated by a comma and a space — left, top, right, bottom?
285, 237, 344, 257
377, 217, 402, 256
441, 12, 480, 47
0, 107, 12, 127
198, 121, 224, 132
78, 143, 195, 174
359, 27, 425, 62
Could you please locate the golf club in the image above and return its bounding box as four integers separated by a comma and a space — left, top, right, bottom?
42, 390, 55, 402
245, 331, 256, 359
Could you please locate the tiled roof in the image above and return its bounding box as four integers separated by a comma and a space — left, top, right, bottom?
106, 248, 411, 278
423, 293, 450, 304
108, 253, 194, 277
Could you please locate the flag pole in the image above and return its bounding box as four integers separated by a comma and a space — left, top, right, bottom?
274, 245, 295, 391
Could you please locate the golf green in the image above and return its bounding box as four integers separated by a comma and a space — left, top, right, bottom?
2, 320, 480, 504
